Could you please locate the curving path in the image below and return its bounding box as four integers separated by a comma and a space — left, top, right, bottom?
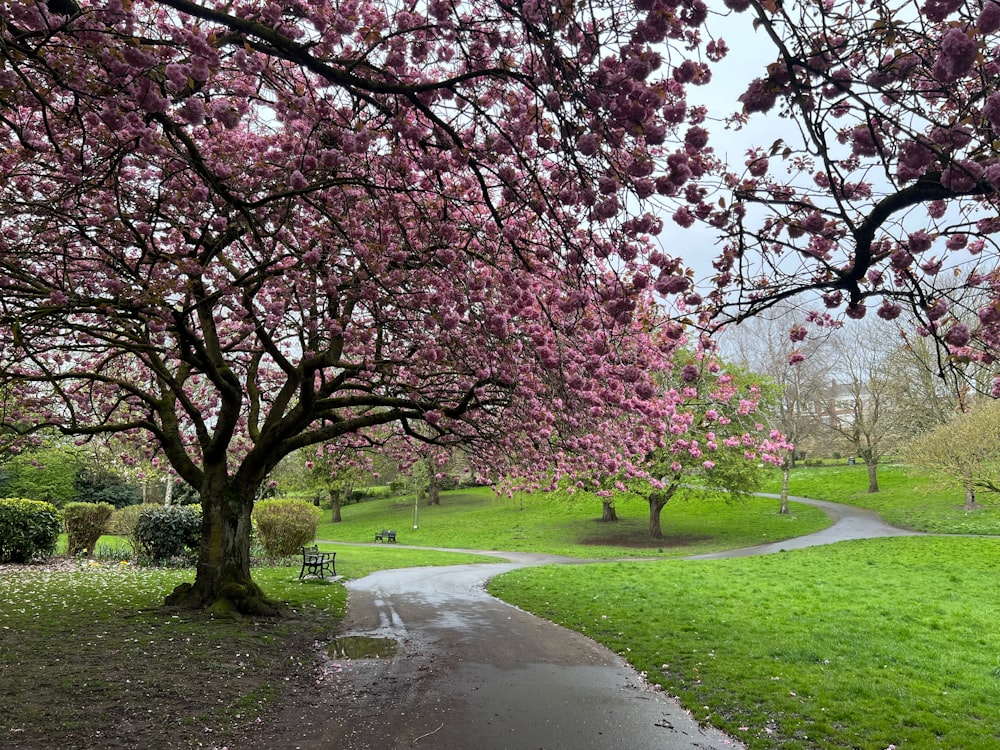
264, 496, 917, 750
685, 493, 924, 560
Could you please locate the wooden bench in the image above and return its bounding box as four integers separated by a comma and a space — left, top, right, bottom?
374, 529, 397, 543
299, 545, 337, 579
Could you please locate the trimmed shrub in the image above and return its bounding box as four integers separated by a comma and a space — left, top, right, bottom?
0, 498, 61, 563
63, 502, 115, 556
252, 498, 321, 558
134, 505, 202, 563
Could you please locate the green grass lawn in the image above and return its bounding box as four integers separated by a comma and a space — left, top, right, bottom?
316, 485, 831, 558
761, 463, 1000, 535
489, 536, 1000, 749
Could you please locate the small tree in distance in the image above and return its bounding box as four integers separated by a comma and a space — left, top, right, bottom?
630, 353, 788, 539
905, 399, 1000, 510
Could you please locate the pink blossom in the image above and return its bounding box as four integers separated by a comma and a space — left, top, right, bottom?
788, 351, 805, 365
877, 302, 902, 320
685, 126, 709, 150
907, 231, 933, 253
926, 299, 948, 321
576, 133, 599, 156
944, 323, 971, 347
932, 29, 978, 83
739, 78, 778, 114
921, 0, 963, 21
980, 0, 1000, 32
851, 125, 882, 157
672, 207, 696, 228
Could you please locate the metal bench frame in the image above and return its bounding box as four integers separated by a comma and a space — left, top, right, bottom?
299, 545, 337, 579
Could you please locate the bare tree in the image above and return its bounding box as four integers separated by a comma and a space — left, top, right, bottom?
822, 319, 909, 493
722, 306, 834, 512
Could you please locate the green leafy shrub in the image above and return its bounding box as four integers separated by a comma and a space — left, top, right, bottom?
134, 505, 202, 563
73, 469, 141, 508
0, 498, 61, 563
62, 502, 115, 556
252, 498, 320, 558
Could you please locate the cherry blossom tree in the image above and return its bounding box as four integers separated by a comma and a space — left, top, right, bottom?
624, 350, 789, 538
0, 0, 727, 612
702, 0, 1000, 400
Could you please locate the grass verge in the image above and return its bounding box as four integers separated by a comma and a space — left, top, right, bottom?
489, 536, 1000, 749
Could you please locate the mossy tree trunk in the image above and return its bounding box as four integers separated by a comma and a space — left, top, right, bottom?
964, 485, 978, 511
601, 500, 618, 522
164, 470, 283, 616
866, 458, 879, 493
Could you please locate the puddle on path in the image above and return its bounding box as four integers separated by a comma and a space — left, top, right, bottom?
327, 636, 400, 659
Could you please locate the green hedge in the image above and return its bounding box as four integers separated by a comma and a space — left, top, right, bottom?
0, 498, 61, 563
134, 505, 201, 562
253, 498, 320, 558
62, 502, 115, 557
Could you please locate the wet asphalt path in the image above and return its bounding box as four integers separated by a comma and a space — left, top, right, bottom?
271, 496, 918, 750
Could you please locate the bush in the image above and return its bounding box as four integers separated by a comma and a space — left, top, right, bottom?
252, 498, 321, 558
0, 498, 61, 563
134, 505, 202, 563
73, 468, 141, 508
62, 502, 114, 556
389, 480, 406, 495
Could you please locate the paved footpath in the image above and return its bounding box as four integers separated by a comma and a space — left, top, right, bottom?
686, 493, 923, 560
263, 495, 918, 750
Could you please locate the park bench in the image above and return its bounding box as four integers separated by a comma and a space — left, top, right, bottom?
374, 529, 397, 543
299, 545, 337, 580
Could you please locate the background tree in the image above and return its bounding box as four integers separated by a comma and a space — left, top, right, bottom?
905, 398, 1000, 509
0, 438, 83, 506
821, 319, 908, 493
630, 352, 787, 539
722, 305, 834, 512
0, 0, 728, 612
701, 0, 1000, 399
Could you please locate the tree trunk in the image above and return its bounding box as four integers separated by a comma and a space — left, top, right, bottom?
601, 500, 618, 522
165, 480, 283, 616
779, 459, 791, 515
964, 485, 978, 511
649, 494, 667, 539
866, 460, 879, 493
329, 488, 342, 522
427, 472, 441, 506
